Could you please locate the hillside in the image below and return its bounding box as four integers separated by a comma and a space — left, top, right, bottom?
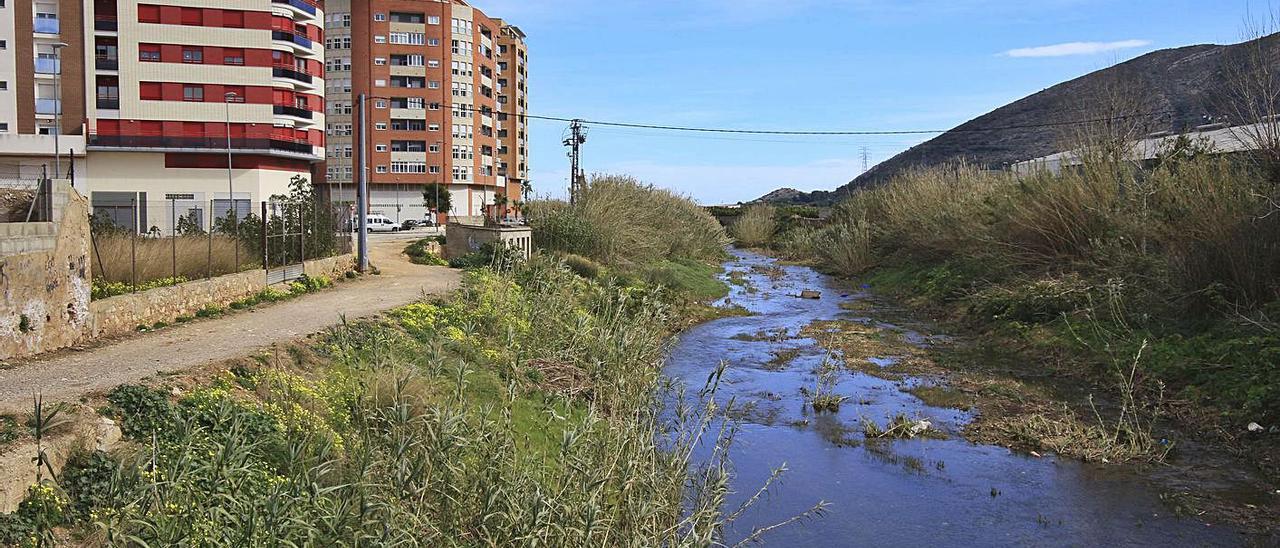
760, 33, 1280, 204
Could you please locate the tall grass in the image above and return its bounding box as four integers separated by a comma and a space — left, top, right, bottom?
28, 257, 777, 545
92, 233, 254, 285
528, 174, 728, 266
729, 204, 777, 247
793, 153, 1280, 418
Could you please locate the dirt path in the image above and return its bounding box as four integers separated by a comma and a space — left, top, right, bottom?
0, 233, 459, 413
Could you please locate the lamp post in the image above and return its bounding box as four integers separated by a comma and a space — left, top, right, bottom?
224, 92, 238, 269
51, 42, 68, 179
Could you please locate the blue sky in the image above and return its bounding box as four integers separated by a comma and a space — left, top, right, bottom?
481, 0, 1258, 204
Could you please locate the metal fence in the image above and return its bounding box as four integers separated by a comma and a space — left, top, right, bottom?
89, 197, 352, 296
0, 179, 54, 223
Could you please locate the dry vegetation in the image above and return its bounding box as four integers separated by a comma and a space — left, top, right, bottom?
91, 234, 253, 284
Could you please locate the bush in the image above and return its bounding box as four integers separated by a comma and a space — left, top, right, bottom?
528, 174, 728, 266
730, 204, 777, 247
563, 253, 601, 279
404, 239, 449, 266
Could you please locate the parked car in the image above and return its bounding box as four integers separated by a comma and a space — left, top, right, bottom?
401, 219, 420, 230
361, 215, 399, 233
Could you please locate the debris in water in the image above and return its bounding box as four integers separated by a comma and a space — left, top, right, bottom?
799, 290, 821, 299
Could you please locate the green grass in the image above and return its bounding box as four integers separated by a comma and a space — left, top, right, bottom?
403, 238, 449, 266
639, 259, 729, 300
14, 256, 752, 546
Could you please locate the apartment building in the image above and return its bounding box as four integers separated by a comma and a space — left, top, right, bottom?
0, 0, 326, 232
83, 0, 326, 228
0, 0, 88, 180
323, 0, 525, 223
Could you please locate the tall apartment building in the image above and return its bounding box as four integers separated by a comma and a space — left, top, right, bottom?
0, 0, 89, 179
323, 0, 525, 223
1, 0, 326, 230
83, 0, 326, 225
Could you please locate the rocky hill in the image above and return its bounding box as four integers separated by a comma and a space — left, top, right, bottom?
760, 33, 1279, 204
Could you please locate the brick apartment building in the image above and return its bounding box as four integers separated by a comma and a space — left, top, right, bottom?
0, 0, 326, 231
322, 0, 526, 223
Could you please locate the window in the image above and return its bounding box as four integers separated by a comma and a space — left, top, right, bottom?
0, 40, 6, 49
1, 122, 12, 133
139, 82, 161, 100
428, 123, 440, 131
374, 35, 386, 44
392, 161, 427, 173
183, 85, 204, 101
223, 48, 244, 65
374, 122, 387, 130
427, 15, 440, 25
182, 47, 203, 63
373, 12, 385, 21
429, 165, 441, 174
375, 144, 387, 152
427, 80, 440, 89
374, 100, 386, 109
452, 166, 470, 181
390, 12, 423, 23
373, 57, 386, 65
0, 81, 6, 91
428, 102, 441, 110
427, 59, 440, 68
388, 32, 425, 45
376, 165, 387, 173
139, 45, 161, 62
137, 5, 160, 22
451, 144, 473, 159
451, 39, 471, 56
429, 144, 441, 153
427, 38, 440, 46
180, 7, 202, 25
224, 10, 243, 28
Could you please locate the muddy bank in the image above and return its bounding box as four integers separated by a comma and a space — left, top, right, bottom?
666, 249, 1277, 546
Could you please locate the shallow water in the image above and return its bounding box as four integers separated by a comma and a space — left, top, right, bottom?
664, 249, 1244, 547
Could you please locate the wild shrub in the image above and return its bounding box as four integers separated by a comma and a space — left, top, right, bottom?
563, 253, 602, 279
730, 204, 777, 247
528, 174, 728, 266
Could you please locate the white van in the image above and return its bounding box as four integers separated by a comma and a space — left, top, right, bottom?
363, 215, 400, 233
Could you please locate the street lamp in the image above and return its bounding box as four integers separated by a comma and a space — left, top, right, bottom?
51, 42, 67, 179
224, 92, 238, 269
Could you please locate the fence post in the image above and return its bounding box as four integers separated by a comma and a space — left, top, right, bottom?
207, 199, 213, 280
171, 198, 177, 284
131, 198, 137, 293
300, 201, 306, 266
261, 201, 268, 272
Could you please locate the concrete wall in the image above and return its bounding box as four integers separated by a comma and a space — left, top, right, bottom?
0, 181, 91, 359
445, 222, 531, 259
87, 252, 353, 341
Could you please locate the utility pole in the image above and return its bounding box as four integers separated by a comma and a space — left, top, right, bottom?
52, 42, 67, 179
563, 119, 586, 203
356, 93, 369, 272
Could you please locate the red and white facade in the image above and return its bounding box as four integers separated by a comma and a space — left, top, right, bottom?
81, 0, 325, 220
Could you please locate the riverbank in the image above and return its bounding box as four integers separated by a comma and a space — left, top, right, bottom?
668, 249, 1272, 546
0, 256, 744, 545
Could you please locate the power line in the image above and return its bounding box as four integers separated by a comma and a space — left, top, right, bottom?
509, 109, 1175, 137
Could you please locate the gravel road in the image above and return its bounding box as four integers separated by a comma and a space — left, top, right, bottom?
0, 233, 459, 413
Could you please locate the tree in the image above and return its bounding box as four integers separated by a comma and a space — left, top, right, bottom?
422, 183, 452, 216
1221, 16, 1280, 181
521, 180, 533, 202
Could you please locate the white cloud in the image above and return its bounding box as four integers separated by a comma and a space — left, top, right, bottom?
1002, 39, 1151, 58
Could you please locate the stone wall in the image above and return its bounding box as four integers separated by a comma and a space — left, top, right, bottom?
87, 253, 354, 342
445, 223, 533, 260
0, 181, 91, 360
86, 270, 266, 340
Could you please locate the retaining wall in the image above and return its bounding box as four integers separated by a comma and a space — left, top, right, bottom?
445, 223, 533, 260
0, 181, 91, 360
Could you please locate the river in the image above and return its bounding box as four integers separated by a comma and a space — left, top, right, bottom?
664, 249, 1244, 546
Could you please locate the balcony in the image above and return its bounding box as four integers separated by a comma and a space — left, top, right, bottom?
94, 16, 118, 31
35, 99, 60, 115
34, 58, 60, 74
34, 17, 59, 34
271, 30, 312, 49
95, 57, 119, 71
273, 105, 313, 119
271, 0, 317, 15
87, 134, 317, 156
272, 66, 313, 84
